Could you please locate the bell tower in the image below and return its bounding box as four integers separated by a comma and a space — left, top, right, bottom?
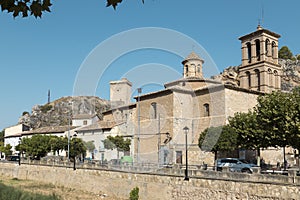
182, 52, 204, 79
238, 25, 281, 93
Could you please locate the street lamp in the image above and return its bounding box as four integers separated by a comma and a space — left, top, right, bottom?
18, 138, 21, 166
67, 101, 73, 161
73, 134, 77, 171
183, 126, 189, 181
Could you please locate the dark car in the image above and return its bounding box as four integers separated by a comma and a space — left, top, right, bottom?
7, 155, 20, 162
216, 158, 256, 173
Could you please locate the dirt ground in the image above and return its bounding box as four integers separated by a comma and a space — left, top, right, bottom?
0, 175, 125, 200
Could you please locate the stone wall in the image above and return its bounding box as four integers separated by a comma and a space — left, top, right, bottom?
0, 163, 299, 200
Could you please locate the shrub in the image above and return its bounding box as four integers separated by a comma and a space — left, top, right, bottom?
40, 104, 53, 113
129, 186, 139, 200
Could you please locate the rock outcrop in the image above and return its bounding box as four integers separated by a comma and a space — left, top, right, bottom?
18, 96, 110, 129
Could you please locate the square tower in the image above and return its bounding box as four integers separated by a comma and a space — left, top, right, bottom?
110, 78, 132, 108
238, 25, 281, 93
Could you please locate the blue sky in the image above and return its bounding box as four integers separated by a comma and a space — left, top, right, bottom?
1, 0, 300, 130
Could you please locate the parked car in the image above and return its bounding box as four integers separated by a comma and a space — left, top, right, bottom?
6, 155, 20, 162
216, 158, 256, 173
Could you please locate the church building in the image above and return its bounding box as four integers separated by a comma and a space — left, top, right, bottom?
101, 25, 286, 166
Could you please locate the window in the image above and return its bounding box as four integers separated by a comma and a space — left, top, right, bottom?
246, 71, 251, 89
272, 41, 276, 58
274, 70, 278, 88
185, 65, 188, 76
151, 102, 157, 119
255, 39, 260, 61
254, 69, 260, 91
265, 39, 270, 56
197, 64, 201, 73
246, 42, 252, 63
203, 103, 210, 117
83, 120, 87, 125
268, 68, 273, 87
176, 151, 182, 164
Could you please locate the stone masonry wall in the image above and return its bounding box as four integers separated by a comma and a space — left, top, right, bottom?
0, 163, 299, 200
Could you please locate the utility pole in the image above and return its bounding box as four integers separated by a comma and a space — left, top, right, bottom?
158, 114, 161, 167
137, 88, 142, 164
48, 89, 50, 104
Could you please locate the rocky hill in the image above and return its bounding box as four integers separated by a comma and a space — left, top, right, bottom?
212, 59, 300, 91
18, 96, 110, 129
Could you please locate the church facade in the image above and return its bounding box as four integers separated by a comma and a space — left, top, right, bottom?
102, 26, 288, 166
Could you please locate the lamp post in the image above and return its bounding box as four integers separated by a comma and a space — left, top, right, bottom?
18, 138, 21, 166
73, 134, 77, 171
67, 101, 73, 162
183, 126, 189, 181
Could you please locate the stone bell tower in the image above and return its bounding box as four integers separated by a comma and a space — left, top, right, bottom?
182, 52, 204, 78
238, 25, 281, 93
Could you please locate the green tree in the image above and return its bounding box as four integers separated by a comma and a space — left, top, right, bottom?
84, 141, 96, 153
278, 46, 294, 60
288, 87, 300, 151
18, 135, 52, 159
103, 135, 131, 159
198, 125, 238, 161
0, 129, 4, 143
228, 111, 265, 166
255, 91, 297, 169
49, 136, 66, 156
69, 137, 86, 159
0, 144, 12, 156
0, 0, 145, 18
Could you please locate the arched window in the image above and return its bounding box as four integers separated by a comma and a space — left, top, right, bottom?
265, 39, 270, 56
254, 69, 260, 91
246, 42, 252, 63
255, 39, 260, 61
272, 41, 276, 58
246, 71, 251, 89
268, 68, 273, 87
274, 70, 278, 89
151, 102, 157, 119
197, 64, 201, 73
185, 65, 189, 76
203, 103, 210, 117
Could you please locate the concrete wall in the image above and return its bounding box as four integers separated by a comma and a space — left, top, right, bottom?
0, 163, 299, 200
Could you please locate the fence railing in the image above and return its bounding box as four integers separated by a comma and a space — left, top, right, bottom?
16, 158, 300, 177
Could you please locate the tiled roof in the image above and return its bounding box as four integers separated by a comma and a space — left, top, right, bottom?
21, 125, 77, 136
183, 52, 203, 61
72, 113, 98, 119
75, 121, 118, 132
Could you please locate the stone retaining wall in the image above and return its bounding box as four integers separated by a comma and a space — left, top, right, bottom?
0, 163, 299, 200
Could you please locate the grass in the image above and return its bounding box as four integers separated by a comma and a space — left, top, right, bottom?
0, 179, 60, 200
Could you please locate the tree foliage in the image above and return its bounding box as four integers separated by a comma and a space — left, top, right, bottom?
18, 135, 52, 159
278, 46, 294, 60
103, 135, 131, 153
84, 141, 96, 153
0, 143, 12, 156
288, 87, 300, 150
0, 0, 52, 18
229, 111, 267, 149
198, 125, 238, 159
69, 137, 86, 158
0, 129, 4, 142
49, 136, 66, 155
255, 91, 295, 148
1, 0, 145, 18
